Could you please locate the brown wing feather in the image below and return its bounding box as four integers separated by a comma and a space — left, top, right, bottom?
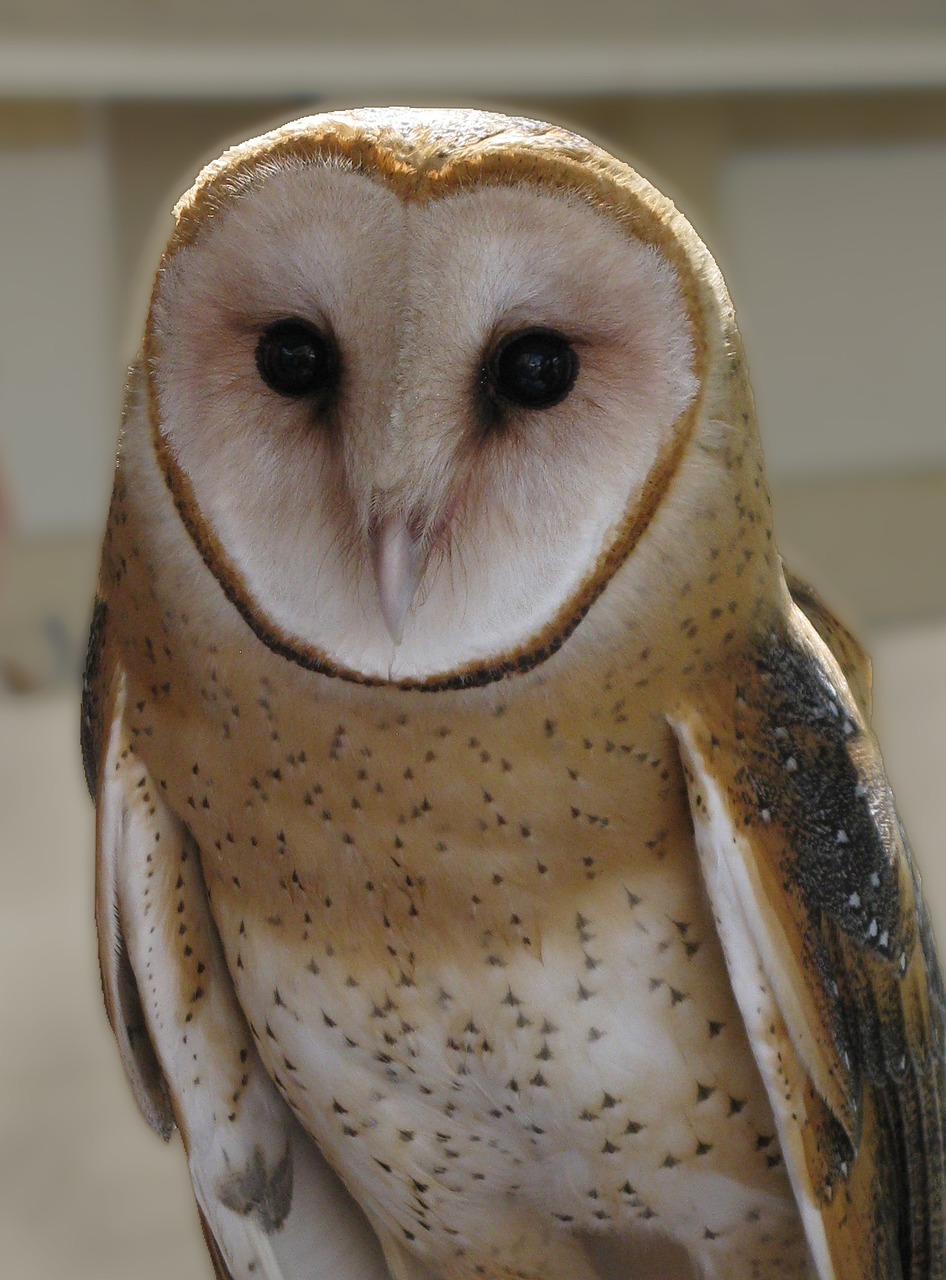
80, 594, 109, 797
785, 567, 873, 719
85, 602, 175, 1139
88, 637, 394, 1280
673, 604, 946, 1279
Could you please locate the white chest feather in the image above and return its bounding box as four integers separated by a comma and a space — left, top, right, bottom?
216, 833, 798, 1274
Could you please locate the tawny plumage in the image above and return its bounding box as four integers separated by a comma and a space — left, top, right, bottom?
83, 108, 945, 1280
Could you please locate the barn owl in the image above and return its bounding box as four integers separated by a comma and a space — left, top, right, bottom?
82, 108, 945, 1280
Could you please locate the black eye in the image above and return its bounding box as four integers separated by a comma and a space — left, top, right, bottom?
255, 319, 338, 399
488, 329, 579, 410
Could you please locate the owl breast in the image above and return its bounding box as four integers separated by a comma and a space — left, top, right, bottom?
132, 635, 809, 1278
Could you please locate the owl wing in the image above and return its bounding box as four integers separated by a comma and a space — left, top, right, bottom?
670, 602, 946, 1280
785, 567, 873, 719
83, 628, 390, 1280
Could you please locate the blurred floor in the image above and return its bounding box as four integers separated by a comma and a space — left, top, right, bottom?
0, 696, 205, 1280
0, 620, 944, 1279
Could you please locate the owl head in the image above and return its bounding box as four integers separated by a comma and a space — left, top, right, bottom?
143, 107, 765, 691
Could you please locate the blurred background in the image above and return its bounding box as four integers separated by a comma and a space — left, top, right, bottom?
0, 2, 944, 1277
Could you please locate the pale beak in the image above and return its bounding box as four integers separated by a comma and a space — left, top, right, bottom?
371, 513, 425, 645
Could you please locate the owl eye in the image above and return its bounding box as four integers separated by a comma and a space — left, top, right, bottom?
488, 329, 579, 410
255, 319, 338, 399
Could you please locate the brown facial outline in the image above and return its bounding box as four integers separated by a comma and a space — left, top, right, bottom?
145, 113, 716, 691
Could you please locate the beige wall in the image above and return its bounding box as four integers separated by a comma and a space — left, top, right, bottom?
0, 104, 116, 538
3, 0, 944, 44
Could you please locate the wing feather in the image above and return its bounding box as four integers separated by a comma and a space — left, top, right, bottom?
671, 600, 946, 1279
785, 569, 872, 719
91, 660, 391, 1280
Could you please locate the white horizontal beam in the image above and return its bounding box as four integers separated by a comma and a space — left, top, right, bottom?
2, 34, 946, 99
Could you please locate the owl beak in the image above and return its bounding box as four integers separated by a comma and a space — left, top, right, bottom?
371, 512, 425, 646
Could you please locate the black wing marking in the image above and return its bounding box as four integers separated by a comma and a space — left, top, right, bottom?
673, 607, 946, 1278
